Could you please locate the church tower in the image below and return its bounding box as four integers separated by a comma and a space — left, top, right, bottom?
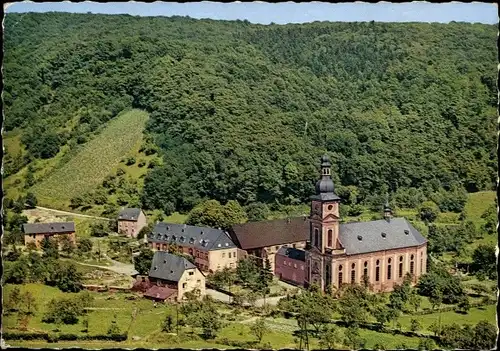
307, 155, 342, 290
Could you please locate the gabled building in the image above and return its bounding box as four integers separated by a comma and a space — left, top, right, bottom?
117, 208, 147, 238
144, 251, 205, 302
306, 155, 428, 293
275, 247, 307, 286
228, 217, 309, 271
147, 223, 240, 273
22, 222, 76, 248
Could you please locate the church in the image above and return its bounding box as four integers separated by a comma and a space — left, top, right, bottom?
305, 155, 428, 293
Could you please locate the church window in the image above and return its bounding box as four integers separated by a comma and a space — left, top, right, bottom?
327, 229, 333, 247
314, 228, 319, 247
376, 266, 380, 282
351, 263, 356, 283
410, 261, 414, 275
387, 259, 392, 280
398, 256, 404, 278
363, 261, 368, 279
338, 272, 343, 286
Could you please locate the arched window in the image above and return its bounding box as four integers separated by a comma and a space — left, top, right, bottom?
351, 263, 356, 283
375, 260, 380, 282
338, 265, 343, 286
363, 261, 368, 279
327, 229, 333, 247
314, 228, 319, 247
410, 254, 415, 275
387, 258, 392, 280
398, 256, 404, 278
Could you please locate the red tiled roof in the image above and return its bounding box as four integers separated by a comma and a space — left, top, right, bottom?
144, 286, 177, 301
229, 217, 309, 250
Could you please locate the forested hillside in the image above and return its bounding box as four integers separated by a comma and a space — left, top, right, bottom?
3, 13, 497, 215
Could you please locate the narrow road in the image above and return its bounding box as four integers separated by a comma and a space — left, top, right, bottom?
33, 206, 112, 221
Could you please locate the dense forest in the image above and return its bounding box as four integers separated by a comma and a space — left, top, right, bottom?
3, 13, 497, 215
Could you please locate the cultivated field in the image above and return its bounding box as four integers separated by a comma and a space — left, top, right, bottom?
31, 109, 149, 208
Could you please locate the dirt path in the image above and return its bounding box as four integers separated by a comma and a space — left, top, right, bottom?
72, 259, 137, 276
32, 206, 112, 221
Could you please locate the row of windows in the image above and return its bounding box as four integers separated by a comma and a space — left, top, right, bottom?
338, 255, 422, 285
221, 251, 236, 259
282, 260, 305, 270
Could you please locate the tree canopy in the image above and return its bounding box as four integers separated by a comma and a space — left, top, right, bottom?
4, 13, 496, 214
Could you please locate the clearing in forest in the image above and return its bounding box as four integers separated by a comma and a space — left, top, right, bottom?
32, 109, 149, 207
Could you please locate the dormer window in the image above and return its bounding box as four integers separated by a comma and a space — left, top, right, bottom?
357, 235, 363, 241
404, 230, 409, 235
154, 266, 158, 271
381, 232, 387, 238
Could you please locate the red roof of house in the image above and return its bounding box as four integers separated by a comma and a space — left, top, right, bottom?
229, 217, 309, 250
144, 286, 177, 301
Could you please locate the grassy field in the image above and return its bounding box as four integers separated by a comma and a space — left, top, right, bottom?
30, 109, 149, 209
4, 284, 422, 349
465, 191, 496, 224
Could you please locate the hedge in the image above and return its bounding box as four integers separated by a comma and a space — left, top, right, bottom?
3, 331, 128, 342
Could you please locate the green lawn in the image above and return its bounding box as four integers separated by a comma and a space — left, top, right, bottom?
31, 109, 149, 209
465, 191, 496, 223
398, 305, 496, 334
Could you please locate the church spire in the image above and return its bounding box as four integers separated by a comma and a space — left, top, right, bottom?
315, 155, 335, 195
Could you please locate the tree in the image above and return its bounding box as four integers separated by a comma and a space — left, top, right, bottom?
162, 314, 174, 333
408, 292, 422, 313
24, 166, 36, 188
20, 291, 38, 315
456, 295, 470, 313
186, 199, 247, 229
410, 319, 421, 332
318, 324, 341, 349
53, 262, 83, 292
25, 192, 38, 208
138, 223, 153, 240
78, 237, 93, 254
82, 318, 89, 333
417, 338, 435, 351
250, 317, 269, 343
134, 248, 154, 275
107, 318, 121, 335
42, 296, 87, 325
418, 201, 439, 223
42, 237, 59, 259
90, 222, 109, 237
471, 244, 496, 279
372, 305, 391, 330
6, 286, 22, 312
246, 202, 270, 222
344, 326, 365, 349
58, 235, 76, 254
473, 320, 496, 350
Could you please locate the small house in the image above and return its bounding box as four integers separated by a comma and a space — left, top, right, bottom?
22, 222, 76, 249
275, 247, 306, 286
144, 251, 206, 302
117, 208, 147, 238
